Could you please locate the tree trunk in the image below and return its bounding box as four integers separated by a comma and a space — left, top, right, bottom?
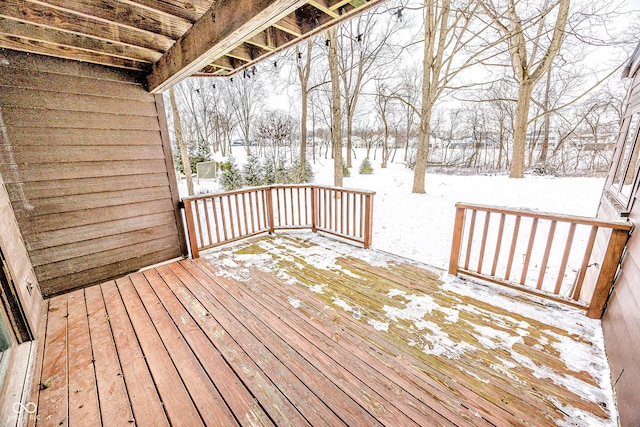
327, 28, 343, 187
510, 82, 534, 178
538, 69, 552, 163
169, 88, 194, 196
299, 89, 308, 183
413, 104, 432, 193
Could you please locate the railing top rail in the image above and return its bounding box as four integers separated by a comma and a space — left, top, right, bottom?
182, 184, 376, 202
455, 202, 633, 231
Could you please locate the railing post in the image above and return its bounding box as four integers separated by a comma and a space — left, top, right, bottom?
183, 199, 200, 259
449, 205, 466, 276
363, 193, 374, 249
311, 186, 318, 233
266, 186, 275, 234
586, 228, 630, 319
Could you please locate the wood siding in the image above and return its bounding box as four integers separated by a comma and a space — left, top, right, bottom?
0, 49, 185, 297
596, 65, 640, 427
0, 160, 42, 334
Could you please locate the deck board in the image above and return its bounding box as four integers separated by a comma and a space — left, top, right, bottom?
31, 234, 617, 426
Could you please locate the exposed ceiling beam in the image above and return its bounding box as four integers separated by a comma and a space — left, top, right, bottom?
308, 0, 340, 18
0, 33, 147, 70
0, 17, 161, 63
272, 14, 303, 37
0, 0, 173, 52
147, 0, 307, 93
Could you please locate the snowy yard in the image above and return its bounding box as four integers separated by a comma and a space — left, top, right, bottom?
179, 147, 605, 271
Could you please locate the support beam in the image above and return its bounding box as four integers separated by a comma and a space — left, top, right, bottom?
309, 0, 340, 18
272, 14, 303, 37
147, 0, 306, 93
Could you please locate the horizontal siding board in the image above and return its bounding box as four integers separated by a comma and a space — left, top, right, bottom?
25, 211, 177, 251
12, 186, 171, 217
2, 107, 161, 130
4, 128, 164, 146
32, 226, 180, 273
0, 48, 147, 83
0, 67, 149, 100
5, 159, 169, 183
19, 199, 176, 234
0, 87, 159, 116
39, 246, 182, 297
0, 51, 182, 297
5, 174, 170, 200
0, 145, 165, 165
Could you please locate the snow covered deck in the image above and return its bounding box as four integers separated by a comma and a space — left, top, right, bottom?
32, 234, 616, 426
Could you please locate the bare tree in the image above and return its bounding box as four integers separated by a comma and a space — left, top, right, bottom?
337, 4, 407, 169
479, 0, 570, 178
413, 0, 495, 193
169, 87, 194, 196
226, 75, 264, 155
327, 27, 343, 187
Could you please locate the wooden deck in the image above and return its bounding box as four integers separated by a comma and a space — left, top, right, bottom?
30, 234, 616, 426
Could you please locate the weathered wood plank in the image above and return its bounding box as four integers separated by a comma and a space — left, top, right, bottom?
148, 0, 307, 92
0, 0, 174, 51
0, 87, 159, 116
3, 128, 163, 147
130, 272, 240, 426
33, 234, 180, 280
25, 211, 176, 252
0, 68, 150, 101
13, 186, 170, 217
153, 266, 311, 427
39, 246, 181, 297
17, 200, 175, 234
101, 280, 169, 426
163, 262, 346, 426
142, 268, 274, 426
173, 261, 391, 426
6, 160, 168, 183
84, 285, 134, 423
189, 260, 455, 427
6, 174, 170, 201
2, 107, 160, 131
37, 296, 68, 426
66, 289, 101, 426
0, 17, 162, 63
116, 276, 205, 427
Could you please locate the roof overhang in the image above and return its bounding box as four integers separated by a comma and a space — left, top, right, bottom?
0, 0, 387, 93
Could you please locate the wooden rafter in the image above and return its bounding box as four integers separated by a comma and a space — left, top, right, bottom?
147, 0, 307, 93
0, 0, 387, 90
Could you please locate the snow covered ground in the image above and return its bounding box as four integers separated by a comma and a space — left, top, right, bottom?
179, 147, 605, 270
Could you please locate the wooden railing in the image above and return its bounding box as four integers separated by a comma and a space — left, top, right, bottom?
183, 185, 375, 258
449, 202, 632, 319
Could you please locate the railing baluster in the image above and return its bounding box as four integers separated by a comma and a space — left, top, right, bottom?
359, 194, 364, 238
449, 206, 466, 276
572, 226, 598, 301
220, 196, 228, 241
554, 223, 576, 295
211, 197, 221, 244
248, 191, 255, 234
340, 191, 344, 235
242, 192, 248, 236
202, 198, 212, 247
194, 199, 204, 248
477, 211, 491, 273
183, 199, 199, 258
291, 188, 296, 226
536, 220, 557, 291
346, 193, 351, 236
464, 210, 477, 270
520, 218, 539, 286
491, 213, 506, 277
505, 216, 521, 281
228, 196, 236, 239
